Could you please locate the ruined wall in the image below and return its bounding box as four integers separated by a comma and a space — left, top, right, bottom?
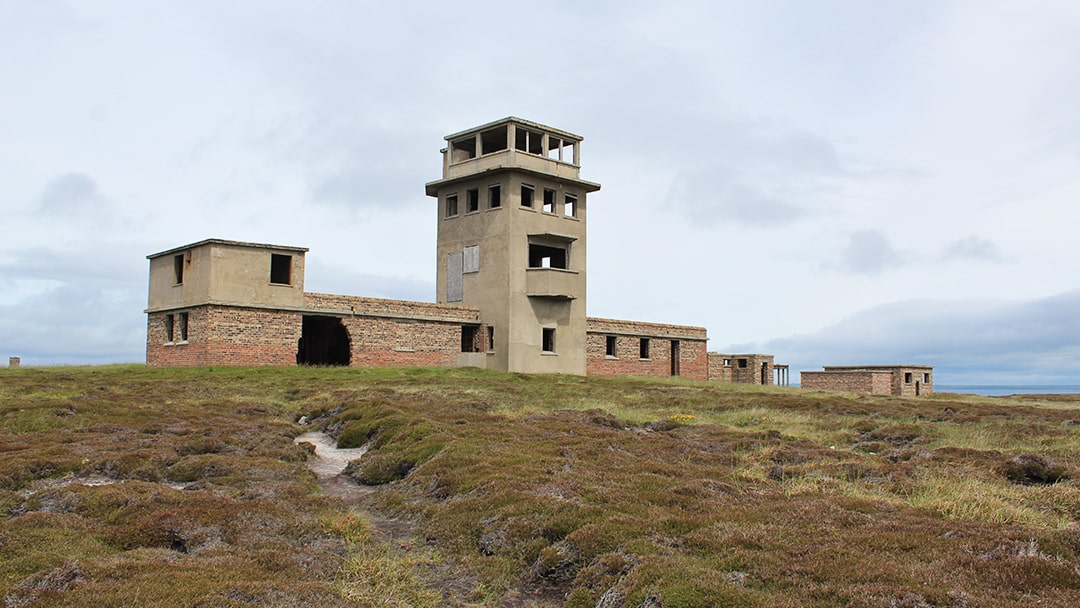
147, 306, 301, 367
708, 353, 774, 385
305, 293, 479, 322
585, 317, 708, 381
800, 371, 894, 395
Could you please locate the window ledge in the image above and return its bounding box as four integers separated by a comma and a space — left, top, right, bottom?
605, 355, 618, 360
541, 351, 558, 356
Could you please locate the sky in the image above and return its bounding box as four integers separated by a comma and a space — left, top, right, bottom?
1, 1, 1079, 385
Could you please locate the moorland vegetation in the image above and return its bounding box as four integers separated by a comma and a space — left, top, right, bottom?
2, 365, 1080, 607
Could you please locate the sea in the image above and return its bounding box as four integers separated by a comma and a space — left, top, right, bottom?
934, 385, 1080, 397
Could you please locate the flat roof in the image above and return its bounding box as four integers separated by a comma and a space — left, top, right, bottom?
443, 116, 584, 143
147, 238, 310, 259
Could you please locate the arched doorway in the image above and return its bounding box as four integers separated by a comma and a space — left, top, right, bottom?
297, 316, 351, 366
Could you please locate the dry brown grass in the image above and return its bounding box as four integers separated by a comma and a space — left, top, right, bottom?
2, 365, 1079, 607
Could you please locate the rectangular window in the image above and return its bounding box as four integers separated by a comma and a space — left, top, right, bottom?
905, 372, 913, 383
738, 358, 748, 368
723, 358, 732, 367
639, 338, 650, 359
270, 254, 292, 285
480, 126, 507, 155
446, 194, 459, 217
542, 327, 556, 353
488, 184, 501, 209
179, 312, 189, 342
451, 136, 476, 162
923, 373, 931, 383
461, 325, 478, 353
463, 245, 480, 273
528, 242, 568, 269
487, 326, 494, 352
466, 188, 479, 213
173, 254, 185, 284
520, 185, 534, 208
542, 188, 556, 213
515, 128, 543, 155
563, 194, 577, 218
165, 314, 175, 343
606, 335, 617, 357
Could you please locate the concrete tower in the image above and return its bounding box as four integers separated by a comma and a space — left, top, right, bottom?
426, 117, 601, 374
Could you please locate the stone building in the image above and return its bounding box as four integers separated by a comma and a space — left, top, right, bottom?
800, 365, 933, 397
145, 117, 779, 383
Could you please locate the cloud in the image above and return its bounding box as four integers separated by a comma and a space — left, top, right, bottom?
35, 172, 107, 218
735, 290, 1080, 384
939, 235, 1005, 262
835, 230, 908, 274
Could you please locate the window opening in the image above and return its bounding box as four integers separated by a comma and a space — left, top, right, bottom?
723, 358, 732, 367
671, 340, 681, 376
542, 328, 556, 353
165, 314, 175, 343
270, 254, 292, 285
923, 372, 931, 383
515, 128, 543, 155
488, 184, 501, 209
461, 325, 479, 353
563, 194, 577, 218
487, 326, 494, 352
738, 358, 748, 368
528, 242, 568, 269
173, 254, 185, 284
904, 372, 913, 383
542, 189, 556, 213
466, 188, 479, 213
547, 137, 563, 160
520, 185, 534, 208
639, 338, 650, 359
179, 312, 189, 342
446, 194, 459, 217
451, 136, 476, 162
480, 127, 507, 155
297, 316, 351, 366
606, 335, 617, 357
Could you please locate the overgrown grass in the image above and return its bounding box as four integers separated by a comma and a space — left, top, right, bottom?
2, 364, 1080, 606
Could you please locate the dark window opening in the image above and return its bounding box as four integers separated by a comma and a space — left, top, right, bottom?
466, 188, 479, 213
270, 254, 292, 285
451, 136, 476, 162
904, 372, 913, 383
723, 358, 732, 367
521, 185, 534, 208
528, 242, 568, 269
446, 194, 459, 217
488, 185, 501, 209
543, 189, 556, 213
515, 128, 543, 155
671, 340, 681, 376
179, 312, 189, 341
546, 136, 576, 163
165, 314, 175, 343
542, 328, 556, 353
564, 194, 577, 218
297, 316, 351, 366
640, 338, 650, 359
760, 362, 768, 385
738, 358, 748, 368
606, 335, 617, 357
487, 326, 494, 352
480, 127, 507, 155
923, 373, 931, 383
461, 325, 479, 353
173, 254, 185, 284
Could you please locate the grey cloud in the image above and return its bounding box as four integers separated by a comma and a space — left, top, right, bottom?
36, 172, 107, 218
667, 166, 808, 226
837, 230, 906, 274
304, 258, 434, 303
939, 235, 1004, 262
738, 290, 1080, 384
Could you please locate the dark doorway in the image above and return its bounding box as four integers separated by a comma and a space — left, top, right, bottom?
670, 340, 680, 376
761, 362, 769, 385
297, 316, 351, 366
915, 381, 921, 396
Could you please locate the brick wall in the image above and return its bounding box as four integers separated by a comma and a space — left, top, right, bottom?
800, 371, 895, 395
305, 292, 479, 322
585, 317, 708, 380
708, 353, 774, 385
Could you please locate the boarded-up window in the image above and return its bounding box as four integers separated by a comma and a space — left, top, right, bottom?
447, 252, 463, 302
463, 245, 479, 273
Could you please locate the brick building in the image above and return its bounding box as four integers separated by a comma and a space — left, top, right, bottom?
146, 117, 780, 383
800, 365, 934, 397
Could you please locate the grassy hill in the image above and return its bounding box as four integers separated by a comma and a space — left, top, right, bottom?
2, 365, 1080, 607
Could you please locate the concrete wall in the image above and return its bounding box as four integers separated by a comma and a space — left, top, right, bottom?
585, 317, 708, 381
